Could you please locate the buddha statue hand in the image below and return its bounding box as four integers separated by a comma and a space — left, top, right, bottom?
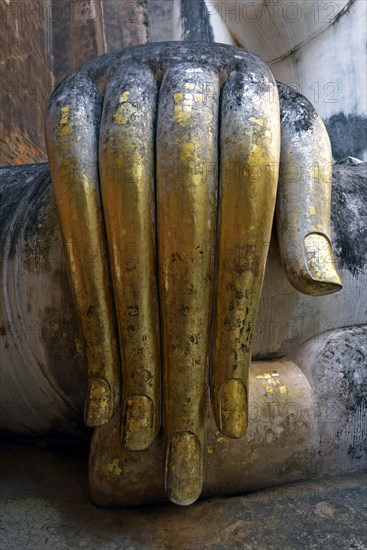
45, 43, 342, 505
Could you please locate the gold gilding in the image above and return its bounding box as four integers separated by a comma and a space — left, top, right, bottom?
276, 92, 342, 296
85, 379, 112, 427
304, 233, 342, 290
106, 458, 122, 476
122, 395, 154, 451
59, 106, 69, 124
157, 67, 219, 504
219, 379, 248, 438
46, 46, 343, 507
172, 87, 205, 125
113, 101, 137, 125
166, 432, 202, 505
212, 70, 280, 439
256, 371, 280, 379
99, 67, 161, 451
46, 79, 120, 428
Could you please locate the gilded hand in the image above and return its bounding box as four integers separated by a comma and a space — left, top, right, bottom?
46, 43, 341, 505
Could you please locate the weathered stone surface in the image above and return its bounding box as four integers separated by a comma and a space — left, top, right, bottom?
147, 0, 174, 42
0, 0, 53, 164
0, 440, 366, 549
102, 0, 149, 53
0, 163, 87, 437
1, 0, 150, 165
195, 0, 367, 162
325, 112, 367, 163
51, 0, 106, 86
51, 0, 150, 86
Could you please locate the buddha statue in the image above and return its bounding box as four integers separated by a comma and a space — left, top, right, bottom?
1, 1, 366, 509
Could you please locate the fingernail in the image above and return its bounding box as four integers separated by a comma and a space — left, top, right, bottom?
84, 378, 112, 427
165, 432, 202, 505
122, 395, 154, 451
219, 379, 248, 438
304, 233, 342, 294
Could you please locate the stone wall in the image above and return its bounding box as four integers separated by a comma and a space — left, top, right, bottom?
0, 0, 53, 164
1, 0, 150, 166
203, 0, 367, 162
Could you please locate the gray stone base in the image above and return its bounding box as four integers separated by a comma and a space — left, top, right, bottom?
1, 441, 366, 550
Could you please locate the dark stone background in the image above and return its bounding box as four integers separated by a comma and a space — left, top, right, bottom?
0, 0, 150, 166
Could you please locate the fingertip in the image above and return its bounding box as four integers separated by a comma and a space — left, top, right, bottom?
284, 232, 343, 297
303, 233, 343, 295
84, 378, 113, 427
219, 379, 248, 439
165, 432, 203, 506
121, 395, 156, 451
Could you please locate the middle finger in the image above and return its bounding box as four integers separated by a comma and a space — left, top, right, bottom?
157, 64, 220, 505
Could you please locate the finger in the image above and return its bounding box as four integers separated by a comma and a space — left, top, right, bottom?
157, 66, 220, 505
212, 67, 281, 439
45, 75, 120, 427
99, 64, 161, 451
276, 83, 342, 296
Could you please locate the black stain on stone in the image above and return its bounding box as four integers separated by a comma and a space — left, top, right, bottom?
0, 163, 50, 261
325, 113, 367, 162
331, 163, 367, 276
22, 183, 59, 273
180, 0, 214, 43
309, 326, 367, 460
278, 83, 317, 133
321, 327, 367, 414
41, 296, 87, 432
